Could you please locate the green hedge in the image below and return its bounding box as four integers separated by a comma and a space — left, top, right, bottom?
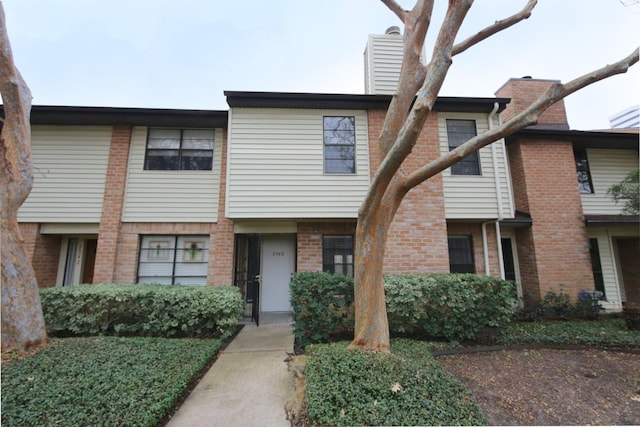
385, 273, 518, 340
40, 284, 243, 339
290, 272, 518, 348
290, 272, 354, 349
304, 339, 487, 426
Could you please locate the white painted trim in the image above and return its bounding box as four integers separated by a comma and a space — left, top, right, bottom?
40, 223, 99, 235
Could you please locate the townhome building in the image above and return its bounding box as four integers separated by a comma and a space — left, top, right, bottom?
12, 28, 639, 316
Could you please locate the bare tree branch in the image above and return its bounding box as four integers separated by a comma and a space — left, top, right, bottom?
402, 47, 640, 191
452, 0, 537, 56
381, 0, 408, 22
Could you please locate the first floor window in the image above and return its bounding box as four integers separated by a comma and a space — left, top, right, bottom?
323, 116, 356, 174
323, 235, 354, 276
144, 128, 214, 171
448, 235, 475, 273
138, 235, 209, 285
588, 238, 606, 297
446, 119, 481, 175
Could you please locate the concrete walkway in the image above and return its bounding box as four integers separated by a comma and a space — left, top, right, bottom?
166, 316, 294, 427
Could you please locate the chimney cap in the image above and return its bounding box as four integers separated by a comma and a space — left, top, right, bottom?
385, 26, 401, 35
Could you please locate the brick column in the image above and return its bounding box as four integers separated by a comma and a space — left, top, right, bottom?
93, 125, 132, 283
210, 129, 235, 286
508, 139, 594, 300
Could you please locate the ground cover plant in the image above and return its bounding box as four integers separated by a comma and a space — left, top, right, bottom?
298, 317, 639, 426
303, 339, 487, 426
1, 336, 222, 427
497, 317, 640, 348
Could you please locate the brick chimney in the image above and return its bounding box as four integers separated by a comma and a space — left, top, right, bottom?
495, 77, 569, 130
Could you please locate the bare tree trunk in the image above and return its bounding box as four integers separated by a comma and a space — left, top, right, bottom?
1, 3, 48, 353
349, 206, 392, 352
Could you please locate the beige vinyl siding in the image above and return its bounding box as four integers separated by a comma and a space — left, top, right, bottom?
18, 126, 111, 222
581, 149, 638, 215
122, 127, 222, 222
364, 34, 403, 95
226, 108, 370, 219
439, 113, 514, 219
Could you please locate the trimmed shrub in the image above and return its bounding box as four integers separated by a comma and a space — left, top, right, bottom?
40, 284, 243, 339
304, 339, 487, 426
290, 272, 518, 348
385, 273, 518, 341
290, 272, 354, 350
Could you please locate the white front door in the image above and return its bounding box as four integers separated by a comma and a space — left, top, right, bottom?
260, 234, 295, 312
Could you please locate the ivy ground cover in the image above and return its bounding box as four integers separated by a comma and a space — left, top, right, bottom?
1, 336, 222, 427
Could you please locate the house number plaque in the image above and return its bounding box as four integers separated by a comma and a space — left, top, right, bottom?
272, 251, 285, 257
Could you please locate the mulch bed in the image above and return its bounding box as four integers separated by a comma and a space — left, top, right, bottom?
438, 348, 640, 425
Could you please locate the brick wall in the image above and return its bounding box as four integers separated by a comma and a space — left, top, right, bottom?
18, 223, 61, 288
496, 78, 569, 128
93, 125, 133, 283
367, 109, 449, 274
297, 222, 357, 272
507, 139, 594, 300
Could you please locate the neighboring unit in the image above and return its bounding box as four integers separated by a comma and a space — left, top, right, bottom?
9, 29, 639, 317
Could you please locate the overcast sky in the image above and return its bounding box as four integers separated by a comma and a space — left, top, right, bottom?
2, 0, 639, 130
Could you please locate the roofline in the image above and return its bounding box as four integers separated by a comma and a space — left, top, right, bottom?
224, 91, 510, 113
506, 128, 639, 150
1, 105, 229, 127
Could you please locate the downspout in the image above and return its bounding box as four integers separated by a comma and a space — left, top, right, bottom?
482, 102, 506, 279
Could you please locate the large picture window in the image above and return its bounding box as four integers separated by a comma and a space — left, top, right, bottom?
323, 235, 354, 276
138, 235, 209, 285
144, 128, 214, 171
323, 116, 356, 174
448, 235, 475, 273
446, 119, 480, 175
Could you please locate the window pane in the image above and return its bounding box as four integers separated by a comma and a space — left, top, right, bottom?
324, 145, 355, 160
324, 116, 355, 132
145, 150, 179, 170
148, 129, 181, 149
325, 159, 355, 174
182, 129, 214, 149
181, 150, 213, 171
323, 131, 355, 145
450, 156, 480, 175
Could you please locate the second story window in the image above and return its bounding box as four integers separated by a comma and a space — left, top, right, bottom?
574, 148, 594, 194
145, 128, 214, 171
323, 116, 356, 174
446, 119, 480, 175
